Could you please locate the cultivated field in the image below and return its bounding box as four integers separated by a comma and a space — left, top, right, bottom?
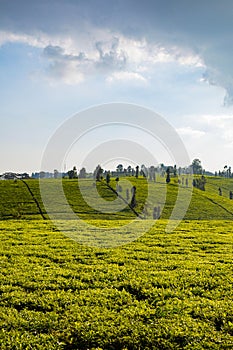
0, 176, 232, 349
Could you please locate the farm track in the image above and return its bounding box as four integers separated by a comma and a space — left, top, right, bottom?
20, 179, 46, 220
203, 195, 233, 217
103, 181, 144, 219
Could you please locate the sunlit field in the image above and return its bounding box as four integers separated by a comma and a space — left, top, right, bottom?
0, 176, 233, 349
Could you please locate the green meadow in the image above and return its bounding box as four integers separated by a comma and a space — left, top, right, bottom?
0, 176, 233, 349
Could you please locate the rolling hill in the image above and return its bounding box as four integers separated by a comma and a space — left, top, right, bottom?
0, 176, 232, 221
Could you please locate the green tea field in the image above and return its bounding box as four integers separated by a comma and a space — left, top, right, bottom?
0, 176, 233, 349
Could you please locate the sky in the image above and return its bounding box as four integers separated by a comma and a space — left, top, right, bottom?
1, 0, 233, 174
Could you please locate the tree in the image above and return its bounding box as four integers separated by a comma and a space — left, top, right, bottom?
191, 159, 202, 175
166, 167, 171, 184
224, 166, 232, 178
127, 165, 132, 175
193, 175, 206, 191
149, 166, 156, 181
116, 164, 123, 173
54, 169, 59, 179
106, 172, 110, 184
67, 170, 74, 179
79, 167, 87, 179
94, 165, 103, 181
141, 164, 148, 178
68, 166, 78, 179
130, 186, 137, 208
73, 166, 77, 178
39, 171, 45, 179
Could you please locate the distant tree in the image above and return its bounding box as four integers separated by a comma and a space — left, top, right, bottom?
94, 165, 103, 181
130, 186, 137, 208
141, 164, 148, 178
73, 166, 77, 178
149, 166, 156, 181
67, 166, 78, 179
135, 165, 139, 178
126, 188, 130, 201
106, 172, 110, 184
115, 177, 120, 192
116, 164, 123, 172
67, 170, 73, 179
54, 169, 59, 179
153, 207, 158, 219
166, 167, 171, 184
199, 175, 206, 191
39, 171, 45, 179
127, 165, 132, 175
192, 159, 203, 175
68, 169, 74, 179
79, 167, 87, 179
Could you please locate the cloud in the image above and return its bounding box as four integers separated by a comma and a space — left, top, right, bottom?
44, 60, 85, 86
0, 30, 50, 48
42, 44, 88, 85
0, 0, 232, 101
2, 31, 204, 85
95, 37, 127, 71
200, 114, 233, 146
106, 71, 147, 84
0, 22, 204, 86
176, 126, 205, 138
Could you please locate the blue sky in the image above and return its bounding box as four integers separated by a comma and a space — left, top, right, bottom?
0, 0, 233, 173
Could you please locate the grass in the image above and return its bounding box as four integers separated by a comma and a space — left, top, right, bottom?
0, 175, 232, 221
0, 175, 233, 348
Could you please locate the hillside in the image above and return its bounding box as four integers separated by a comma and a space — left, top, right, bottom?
0, 177, 233, 349
0, 176, 233, 221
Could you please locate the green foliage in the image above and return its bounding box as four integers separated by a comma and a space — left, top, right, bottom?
0, 220, 233, 348
192, 159, 203, 175
0, 175, 232, 347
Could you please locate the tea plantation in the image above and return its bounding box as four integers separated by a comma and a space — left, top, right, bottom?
0, 176, 232, 349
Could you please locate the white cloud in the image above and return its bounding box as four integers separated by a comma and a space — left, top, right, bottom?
176, 126, 205, 138
106, 71, 147, 84
0, 30, 69, 49
201, 114, 233, 124
0, 29, 204, 85
199, 114, 233, 147
45, 61, 85, 86
1, 1, 233, 104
